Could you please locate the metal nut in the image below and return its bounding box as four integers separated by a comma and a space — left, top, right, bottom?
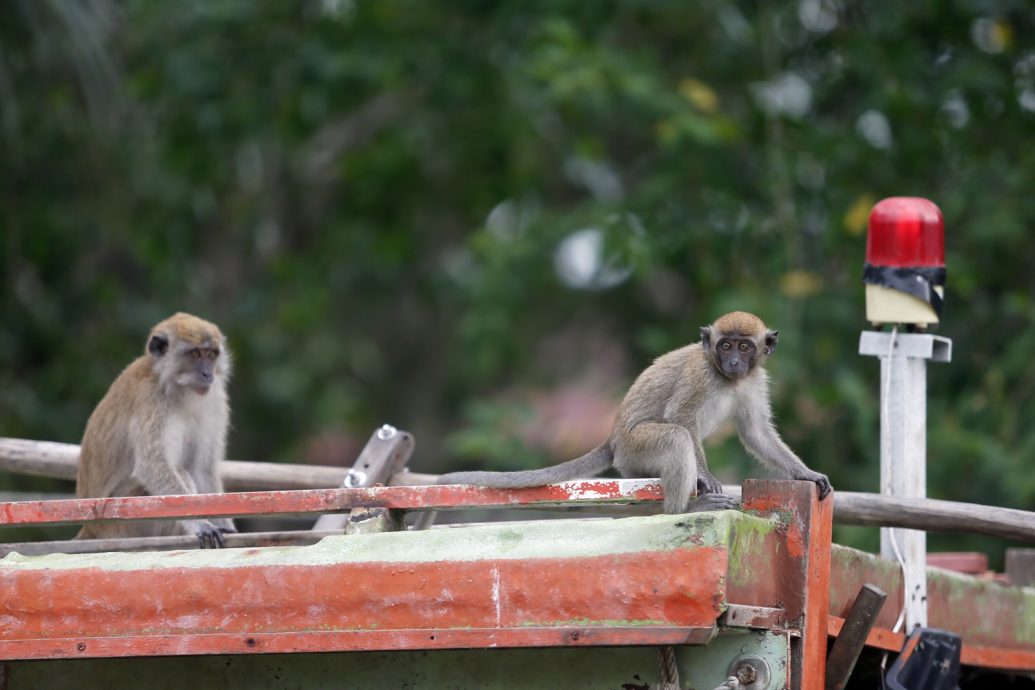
727, 656, 771, 690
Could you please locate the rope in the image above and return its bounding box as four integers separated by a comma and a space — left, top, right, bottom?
658, 645, 681, 690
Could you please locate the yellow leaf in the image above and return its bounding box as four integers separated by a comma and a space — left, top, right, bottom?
990, 19, 1014, 52
679, 78, 719, 114
780, 270, 823, 299
843, 194, 874, 236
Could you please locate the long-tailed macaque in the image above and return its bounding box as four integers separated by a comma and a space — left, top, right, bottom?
76, 313, 236, 547
439, 311, 831, 514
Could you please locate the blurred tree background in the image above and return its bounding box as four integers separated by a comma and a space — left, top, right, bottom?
2, 0, 1034, 559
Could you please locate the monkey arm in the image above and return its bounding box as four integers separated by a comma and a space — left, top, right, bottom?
734, 396, 832, 498
689, 430, 723, 495
130, 442, 228, 545
191, 453, 236, 533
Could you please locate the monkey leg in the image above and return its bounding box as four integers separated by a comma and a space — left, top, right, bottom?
685, 493, 738, 512
613, 422, 700, 515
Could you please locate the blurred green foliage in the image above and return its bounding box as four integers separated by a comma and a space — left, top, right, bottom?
2, 1, 1034, 558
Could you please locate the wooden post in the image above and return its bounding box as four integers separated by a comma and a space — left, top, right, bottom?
859, 331, 951, 631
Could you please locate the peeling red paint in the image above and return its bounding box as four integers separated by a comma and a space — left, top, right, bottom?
0, 626, 719, 661
0, 548, 726, 660
827, 616, 1035, 673
0, 482, 667, 528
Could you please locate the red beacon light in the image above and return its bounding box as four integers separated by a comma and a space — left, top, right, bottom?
863, 197, 946, 329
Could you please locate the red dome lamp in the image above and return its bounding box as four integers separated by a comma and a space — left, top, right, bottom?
863, 197, 946, 328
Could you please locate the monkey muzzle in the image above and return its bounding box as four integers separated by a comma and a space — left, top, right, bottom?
720, 359, 749, 380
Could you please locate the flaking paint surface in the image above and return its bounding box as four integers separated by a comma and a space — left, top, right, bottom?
1, 513, 731, 572
0, 513, 748, 645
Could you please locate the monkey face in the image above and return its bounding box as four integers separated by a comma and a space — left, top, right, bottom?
180, 346, 221, 394
712, 337, 758, 380
147, 313, 231, 395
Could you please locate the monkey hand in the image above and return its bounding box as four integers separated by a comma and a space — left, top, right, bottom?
797, 470, 832, 499
192, 520, 227, 549
696, 473, 725, 495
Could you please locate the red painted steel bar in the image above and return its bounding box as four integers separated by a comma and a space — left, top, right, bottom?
0, 480, 664, 527
0, 524, 728, 661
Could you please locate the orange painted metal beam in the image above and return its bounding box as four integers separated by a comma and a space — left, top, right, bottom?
826, 617, 1035, 673
0, 481, 664, 527
0, 627, 718, 661
828, 544, 1035, 669
827, 616, 903, 652
0, 519, 728, 661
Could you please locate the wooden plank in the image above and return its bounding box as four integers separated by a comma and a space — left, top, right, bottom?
0, 437, 437, 492
825, 584, 888, 690
830, 491, 1035, 544
4, 437, 1035, 541
0, 480, 666, 527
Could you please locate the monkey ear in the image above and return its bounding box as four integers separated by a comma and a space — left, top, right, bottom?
148, 333, 169, 357
764, 330, 779, 355
700, 326, 713, 351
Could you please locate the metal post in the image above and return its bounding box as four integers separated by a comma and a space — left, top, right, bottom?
859, 332, 951, 631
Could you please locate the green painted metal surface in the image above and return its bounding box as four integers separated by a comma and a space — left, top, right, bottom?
1, 511, 776, 572
3, 631, 789, 689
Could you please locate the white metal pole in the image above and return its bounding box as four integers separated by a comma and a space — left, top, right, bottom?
859, 331, 951, 631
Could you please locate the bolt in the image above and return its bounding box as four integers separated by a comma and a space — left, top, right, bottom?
734, 662, 757, 685
569, 631, 581, 641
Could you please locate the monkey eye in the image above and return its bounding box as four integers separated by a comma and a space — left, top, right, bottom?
207, 350, 218, 360
739, 342, 750, 352
190, 349, 202, 360
721, 342, 732, 350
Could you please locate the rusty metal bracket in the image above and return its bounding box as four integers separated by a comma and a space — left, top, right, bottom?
721, 605, 785, 631
311, 424, 414, 531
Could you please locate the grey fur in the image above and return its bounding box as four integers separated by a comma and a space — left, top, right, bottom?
438, 312, 831, 514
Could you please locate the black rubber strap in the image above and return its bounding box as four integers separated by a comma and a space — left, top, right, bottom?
863, 263, 946, 316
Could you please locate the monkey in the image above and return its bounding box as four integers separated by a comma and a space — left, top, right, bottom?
438, 311, 831, 514
76, 313, 237, 548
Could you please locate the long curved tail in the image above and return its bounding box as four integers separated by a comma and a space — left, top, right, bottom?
437, 444, 613, 488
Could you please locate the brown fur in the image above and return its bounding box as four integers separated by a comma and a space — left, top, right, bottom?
76, 313, 235, 547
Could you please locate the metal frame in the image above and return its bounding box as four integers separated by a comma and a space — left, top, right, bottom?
1, 478, 1033, 687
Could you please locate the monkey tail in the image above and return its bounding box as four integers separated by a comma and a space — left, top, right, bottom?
437, 444, 614, 489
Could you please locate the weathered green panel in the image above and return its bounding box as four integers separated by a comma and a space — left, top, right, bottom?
4, 631, 789, 689
1, 511, 774, 572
